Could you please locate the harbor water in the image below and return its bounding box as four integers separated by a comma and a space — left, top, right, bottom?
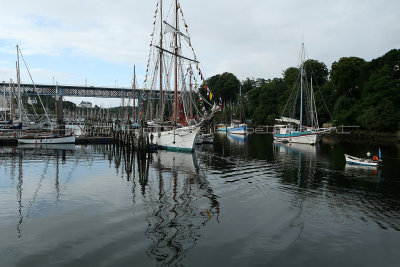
1, 134, 399, 266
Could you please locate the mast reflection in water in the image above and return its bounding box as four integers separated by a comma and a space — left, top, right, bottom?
1, 134, 400, 266
0, 144, 219, 266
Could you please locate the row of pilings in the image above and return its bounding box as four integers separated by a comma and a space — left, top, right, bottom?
83, 116, 156, 153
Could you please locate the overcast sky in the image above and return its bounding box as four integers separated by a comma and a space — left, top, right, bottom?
0, 0, 399, 106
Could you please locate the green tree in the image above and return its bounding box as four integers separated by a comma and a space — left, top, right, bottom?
201, 72, 240, 103
330, 57, 366, 99
304, 59, 329, 86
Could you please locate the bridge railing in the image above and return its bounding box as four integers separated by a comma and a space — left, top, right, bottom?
0, 82, 176, 99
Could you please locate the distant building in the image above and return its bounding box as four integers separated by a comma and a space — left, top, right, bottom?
78, 101, 92, 108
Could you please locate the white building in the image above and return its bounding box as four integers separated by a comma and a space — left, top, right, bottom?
78, 101, 92, 108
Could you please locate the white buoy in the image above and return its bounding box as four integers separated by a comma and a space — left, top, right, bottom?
367, 152, 371, 157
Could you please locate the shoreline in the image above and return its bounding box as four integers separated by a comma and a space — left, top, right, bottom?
322, 130, 400, 145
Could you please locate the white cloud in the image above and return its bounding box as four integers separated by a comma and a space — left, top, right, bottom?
0, 0, 399, 84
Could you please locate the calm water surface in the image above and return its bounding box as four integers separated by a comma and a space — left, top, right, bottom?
1, 134, 400, 266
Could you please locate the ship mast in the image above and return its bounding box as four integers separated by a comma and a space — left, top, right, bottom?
189, 70, 193, 119
159, 0, 163, 122
299, 42, 304, 130
16, 45, 22, 123
239, 83, 242, 123
133, 65, 136, 123
174, 0, 178, 125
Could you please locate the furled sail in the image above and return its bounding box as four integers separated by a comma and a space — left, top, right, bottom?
163, 21, 190, 44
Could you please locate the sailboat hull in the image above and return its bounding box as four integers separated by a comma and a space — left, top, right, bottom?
0, 122, 22, 130
345, 154, 378, 167
18, 135, 76, 144
153, 125, 200, 152
273, 131, 319, 145
227, 124, 248, 135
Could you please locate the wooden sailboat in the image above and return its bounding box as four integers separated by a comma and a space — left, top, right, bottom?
345, 149, 382, 167
142, 0, 219, 152
227, 84, 247, 135
273, 42, 334, 144
17, 134, 75, 144
13, 45, 75, 144
344, 154, 379, 167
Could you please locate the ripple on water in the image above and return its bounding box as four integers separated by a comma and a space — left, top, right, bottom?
1, 138, 400, 266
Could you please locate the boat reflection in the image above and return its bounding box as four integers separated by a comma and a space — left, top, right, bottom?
227, 132, 248, 143
273, 141, 316, 156
273, 141, 317, 178
153, 150, 198, 174
17, 143, 76, 151
273, 141, 318, 183
344, 164, 382, 181
140, 150, 219, 265
102, 146, 221, 265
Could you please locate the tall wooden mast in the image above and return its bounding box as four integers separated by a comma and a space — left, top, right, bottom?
189, 70, 193, 119
239, 83, 242, 123
133, 65, 136, 123
159, 0, 164, 122
173, 0, 178, 125
299, 42, 304, 130
16, 45, 22, 123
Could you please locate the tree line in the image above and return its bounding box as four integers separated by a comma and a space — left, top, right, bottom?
201, 49, 400, 131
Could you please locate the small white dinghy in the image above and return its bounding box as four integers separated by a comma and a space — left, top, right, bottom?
344, 154, 379, 167
18, 134, 76, 144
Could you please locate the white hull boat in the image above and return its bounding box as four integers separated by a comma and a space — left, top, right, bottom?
18, 135, 76, 144
153, 125, 201, 152
273, 129, 320, 144
344, 154, 379, 167
273, 42, 335, 145
227, 120, 248, 135
141, 1, 220, 153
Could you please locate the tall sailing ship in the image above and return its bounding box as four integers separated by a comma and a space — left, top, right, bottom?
273, 42, 334, 145
140, 0, 219, 152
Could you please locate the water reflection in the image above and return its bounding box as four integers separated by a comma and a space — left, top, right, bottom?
1, 135, 400, 266
98, 147, 220, 265
272, 140, 400, 232
0, 144, 220, 265
17, 143, 76, 151
143, 150, 219, 265
273, 142, 318, 243
227, 132, 248, 143
273, 141, 317, 185
344, 164, 382, 182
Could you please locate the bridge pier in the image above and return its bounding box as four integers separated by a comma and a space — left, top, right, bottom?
55, 86, 65, 135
